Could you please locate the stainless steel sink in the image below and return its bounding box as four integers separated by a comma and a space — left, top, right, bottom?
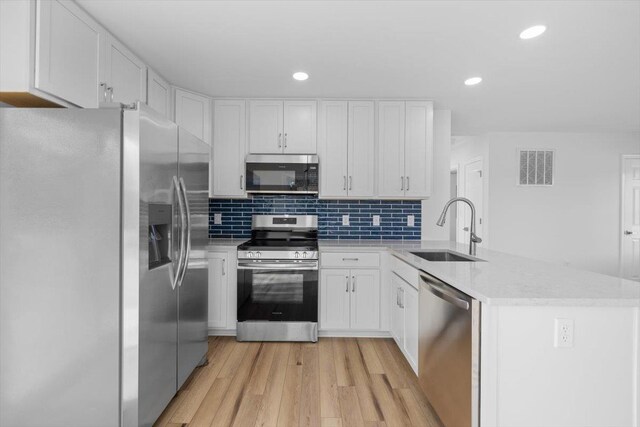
410, 250, 481, 262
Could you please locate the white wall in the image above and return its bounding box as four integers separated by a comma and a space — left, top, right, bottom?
422, 110, 451, 240
453, 131, 640, 277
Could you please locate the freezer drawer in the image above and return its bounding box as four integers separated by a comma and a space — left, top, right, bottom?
418, 271, 480, 427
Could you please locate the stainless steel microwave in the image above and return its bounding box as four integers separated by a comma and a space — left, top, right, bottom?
245, 155, 319, 194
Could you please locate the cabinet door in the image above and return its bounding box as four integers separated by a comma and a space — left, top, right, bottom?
212, 100, 246, 198
319, 101, 348, 198
404, 101, 433, 198
350, 269, 380, 330
104, 34, 146, 105
403, 283, 419, 371
147, 68, 170, 118
175, 89, 211, 144
249, 100, 283, 153
319, 269, 351, 331
35, 0, 102, 107
377, 101, 406, 197
390, 274, 405, 346
208, 252, 228, 329
348, 101, 375, 197
283, 100, 317, 154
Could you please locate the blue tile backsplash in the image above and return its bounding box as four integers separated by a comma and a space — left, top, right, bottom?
209, 195, 421, 240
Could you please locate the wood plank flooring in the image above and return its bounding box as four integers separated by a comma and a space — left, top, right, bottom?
154, 337, 442, 427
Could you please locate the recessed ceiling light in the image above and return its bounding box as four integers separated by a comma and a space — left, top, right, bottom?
292, 72, 309, 81
520, 25, 547, 40
464, 77, 482, 86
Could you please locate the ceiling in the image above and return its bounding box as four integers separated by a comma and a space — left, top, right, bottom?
78, 0, 640, 135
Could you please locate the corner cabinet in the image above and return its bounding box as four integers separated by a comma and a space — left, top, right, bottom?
319, 101, 375, 198
378, 101, 433, 199
175, 88, 212, 144
248, 100, 317, 154
146, 68, 171, 118
212, 100, 247, 198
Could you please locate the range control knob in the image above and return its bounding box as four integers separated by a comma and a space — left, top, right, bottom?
256, 252, 261, 258
295, 251, 300, 259
302, 252, 307, 258
247, 252, 254, 258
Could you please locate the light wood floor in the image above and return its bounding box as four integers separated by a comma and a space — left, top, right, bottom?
154, 336, 442, 427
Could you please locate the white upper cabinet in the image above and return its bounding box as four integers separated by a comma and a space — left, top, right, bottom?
404, 101, 434, 198
212, 100, 246, 198
146, 68, 170, 118
35, 0, 102, 107
103, 34, 146, 105
175, 88, 211, 144
319, 101, 349, 197
248, 100, 283, 154
348, 101, 375, 197
283, 100, 317, 153
248, 100, 317, 154
318, 101, 374, 198
378, 101, 406, 197
378, 100, 433, 199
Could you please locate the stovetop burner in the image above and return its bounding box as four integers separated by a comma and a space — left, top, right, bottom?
237, 214, 319, 260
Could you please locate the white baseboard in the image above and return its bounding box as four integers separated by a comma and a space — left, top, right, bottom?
208, 328, 236, 336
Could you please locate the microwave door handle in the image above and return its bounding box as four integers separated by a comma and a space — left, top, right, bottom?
172, 176, 186, 290
177, 178, 191, 287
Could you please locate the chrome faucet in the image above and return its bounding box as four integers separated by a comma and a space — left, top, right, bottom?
436, 197, 482, 256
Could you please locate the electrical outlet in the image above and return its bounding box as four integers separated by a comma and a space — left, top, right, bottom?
554, 318, 574, 348
407, 215, 415, 227
342, 215, 350, 226
372, 215, 380, 226
214, 213, 222, 225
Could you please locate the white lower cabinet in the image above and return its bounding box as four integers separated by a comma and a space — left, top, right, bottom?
207, 250, 237, 331
391, 272, 419, 373
320, 268, 380, 332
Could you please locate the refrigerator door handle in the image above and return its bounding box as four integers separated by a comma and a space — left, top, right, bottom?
177, 177, 191, 287
172, 176, 186, 290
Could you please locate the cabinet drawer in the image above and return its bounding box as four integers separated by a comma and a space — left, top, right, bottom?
391, 255, 420, 289
321, 252, 380, 268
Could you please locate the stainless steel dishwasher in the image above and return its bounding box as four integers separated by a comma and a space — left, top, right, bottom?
419, 272, 480, 427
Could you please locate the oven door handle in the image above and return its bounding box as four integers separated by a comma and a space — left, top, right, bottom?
237, 261, 319, 271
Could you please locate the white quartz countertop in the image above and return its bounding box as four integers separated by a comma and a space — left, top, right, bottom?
206, 238, 640, 307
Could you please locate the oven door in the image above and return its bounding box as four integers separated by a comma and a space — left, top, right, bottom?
237, 260, 318, 322
245, 159, 317, 194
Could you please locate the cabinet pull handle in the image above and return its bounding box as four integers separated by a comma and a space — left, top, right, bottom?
240, 175, 244, 190
284, 133, 288, 148
349, 176, 352, 191
346, 276, 349, 292
278, 133, 282, 148
99, 82, 107, 102
352, 275, 356, 292
400, 288, 405, 308
400, 176, 404, 191
222, 259, 226, 276
342, 257, 359, 261
406, 176, 410, 191
107, 87, 114, 102
343, 176, 347, 191
397, 287, 400, 306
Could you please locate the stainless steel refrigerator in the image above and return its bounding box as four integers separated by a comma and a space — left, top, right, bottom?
0, 103, 210, 427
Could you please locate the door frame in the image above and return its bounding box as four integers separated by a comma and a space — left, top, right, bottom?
619, 154, 640, 277
459, 156, 485, 246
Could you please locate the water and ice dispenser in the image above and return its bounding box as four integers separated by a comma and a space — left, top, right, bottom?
148, 203, 172, 269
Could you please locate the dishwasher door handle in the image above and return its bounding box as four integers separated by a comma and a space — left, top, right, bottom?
420, 273, 470, 310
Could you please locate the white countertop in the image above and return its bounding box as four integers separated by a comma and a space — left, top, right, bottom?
206, 238, 640, 307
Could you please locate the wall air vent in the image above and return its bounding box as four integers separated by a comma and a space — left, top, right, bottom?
519, 149, 554, 186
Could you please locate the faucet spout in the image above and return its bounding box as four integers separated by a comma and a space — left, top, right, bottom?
436, 197, 482, 256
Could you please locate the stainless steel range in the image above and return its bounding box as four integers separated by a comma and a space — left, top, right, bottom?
236, 215, 319, 342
